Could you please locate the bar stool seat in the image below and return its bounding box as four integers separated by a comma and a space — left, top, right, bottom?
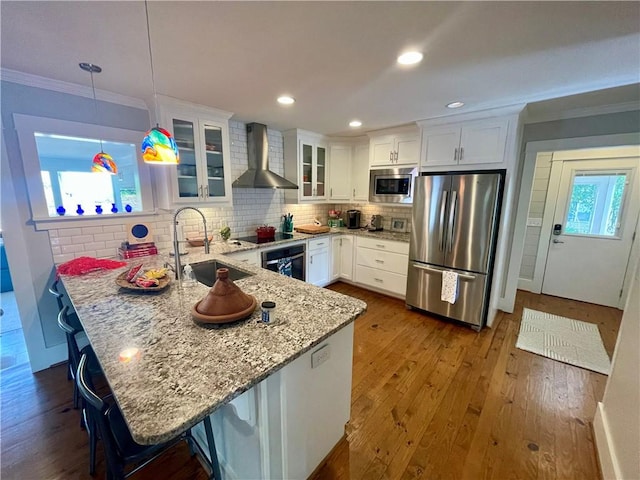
76, 353, 206, 480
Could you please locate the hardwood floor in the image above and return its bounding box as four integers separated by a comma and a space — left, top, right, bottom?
0, 284, 620, 480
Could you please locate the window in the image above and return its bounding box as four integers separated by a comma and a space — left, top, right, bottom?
14, 115, 153, 221
564, 171, 628, 237
34, 133, 142, 216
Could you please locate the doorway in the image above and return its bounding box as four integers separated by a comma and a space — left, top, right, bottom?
542, 156, 640, 306
519, 144, 640, 309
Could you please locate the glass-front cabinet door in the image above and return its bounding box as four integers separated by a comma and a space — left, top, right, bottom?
158, 99, 233, 206
316, 145, 326, 197
173, 118, 199, 199
200, 122, 227, 200
299, 140, 327, 200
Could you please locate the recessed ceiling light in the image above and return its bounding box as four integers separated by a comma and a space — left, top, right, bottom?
277, 95, 295, 105
397, 51, 423, 65
349, 120, 362, 128
446, 101, 465, 109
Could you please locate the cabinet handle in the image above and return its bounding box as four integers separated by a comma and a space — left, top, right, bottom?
375, 259, 384, 264
389, 151, 393, 162
310, 255, 313, 264
454, 148, 458, 162
459, 147, 464, 160
376, 244, 386, 248
199, 185, 204, 198
316, 242, 325, 246
394, 151, 398, 162
353, 188, 356, 197
374, 278, 384, 283
204, 185, 209, 197
340, 238, 343, 247
330, 188, 333, 197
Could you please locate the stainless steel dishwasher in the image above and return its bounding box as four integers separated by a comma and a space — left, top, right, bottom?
261, 243, 306, 281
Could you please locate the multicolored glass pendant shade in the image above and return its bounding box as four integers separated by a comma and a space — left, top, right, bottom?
91, 152, 118, 174
142, 126, 180, 165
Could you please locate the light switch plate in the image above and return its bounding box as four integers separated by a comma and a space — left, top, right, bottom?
311, 344, 330, 368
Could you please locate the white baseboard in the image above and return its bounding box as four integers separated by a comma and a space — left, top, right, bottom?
593, 402, 620, 480
517, 278, 536, 292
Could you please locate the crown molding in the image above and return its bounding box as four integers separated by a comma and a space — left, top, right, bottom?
0, 68, 148, 111
524, 101, 640, 124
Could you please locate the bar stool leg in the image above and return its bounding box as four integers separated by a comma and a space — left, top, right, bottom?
203, 417, 222, 480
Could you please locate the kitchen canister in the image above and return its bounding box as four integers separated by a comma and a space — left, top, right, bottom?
261, 301, 276, 324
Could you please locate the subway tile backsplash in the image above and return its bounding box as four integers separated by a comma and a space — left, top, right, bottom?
46, 120, 418, 264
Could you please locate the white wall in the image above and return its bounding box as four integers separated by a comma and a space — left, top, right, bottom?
594, 257, 640, 479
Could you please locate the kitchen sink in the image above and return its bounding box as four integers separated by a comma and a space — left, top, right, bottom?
189, 260, 254, 287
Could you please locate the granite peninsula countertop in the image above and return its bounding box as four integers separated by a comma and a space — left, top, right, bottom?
61, 254, 367, 445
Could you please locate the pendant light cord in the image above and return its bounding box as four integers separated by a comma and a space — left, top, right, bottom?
144, 0, 160, 128
88, 68, 105, 153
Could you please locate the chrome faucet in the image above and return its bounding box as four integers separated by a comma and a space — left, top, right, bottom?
172, 207, 210, 281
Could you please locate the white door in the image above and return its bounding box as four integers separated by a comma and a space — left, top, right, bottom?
542, 158, 640, 307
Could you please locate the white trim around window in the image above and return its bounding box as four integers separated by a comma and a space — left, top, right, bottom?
13, 114, 156, 227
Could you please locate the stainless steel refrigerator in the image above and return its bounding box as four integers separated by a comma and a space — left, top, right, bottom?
406, 170, 505, 330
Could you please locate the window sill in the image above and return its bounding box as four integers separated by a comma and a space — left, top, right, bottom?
31, 210, 161, 231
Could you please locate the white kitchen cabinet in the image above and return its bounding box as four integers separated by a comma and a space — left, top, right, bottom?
421, 117, 509, 167
284, 129, 327, 203
193, 322, 354, 480
351, 142, 370, 202
369, 127, 420, 167
331, 235, 354, 282
156, 96, 233, 206
354, 237, 409, 297
328, 144, 352, 201
307, 237, 331, 286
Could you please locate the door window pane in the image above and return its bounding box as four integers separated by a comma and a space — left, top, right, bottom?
565, 172, 627, 236
34, 133, 143, 216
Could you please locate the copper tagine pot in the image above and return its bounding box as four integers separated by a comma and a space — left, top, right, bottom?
192, 268, 257, 324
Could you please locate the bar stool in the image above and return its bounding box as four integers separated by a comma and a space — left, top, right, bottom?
49, 279, 83, 380
76, 353, 210, 480
58, 306, 105, 475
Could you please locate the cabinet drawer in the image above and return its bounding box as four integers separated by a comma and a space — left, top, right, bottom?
308, 237, 330, 251
355, 265, 407, 296
356, 236, 409, 255
356, 247, 408, 275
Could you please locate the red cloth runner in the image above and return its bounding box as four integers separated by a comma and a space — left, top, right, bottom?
57, 256, 127, 276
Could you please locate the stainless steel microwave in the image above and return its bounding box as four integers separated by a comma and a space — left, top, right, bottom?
369, 167, 417, 204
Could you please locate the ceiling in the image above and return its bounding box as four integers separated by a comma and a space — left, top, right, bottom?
2, 1, 639, 136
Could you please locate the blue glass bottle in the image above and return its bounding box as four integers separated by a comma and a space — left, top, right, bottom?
111, 203, 118, 214
125, 204, 132, 213
95, 205, 103, 214
56, 206, 66, 216
76, 204, 84, 215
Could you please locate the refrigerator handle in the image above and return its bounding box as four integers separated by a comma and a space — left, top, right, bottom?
439, 190, 448, 251
447, 191, 458, 252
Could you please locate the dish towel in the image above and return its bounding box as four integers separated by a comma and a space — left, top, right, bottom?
277, 257, 293, 277
441, 270, 459, 304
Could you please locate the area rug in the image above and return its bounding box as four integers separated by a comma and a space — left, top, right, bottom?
516, 308, 611, 375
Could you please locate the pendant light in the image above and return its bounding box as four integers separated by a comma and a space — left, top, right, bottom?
80, 62, 117, 174
141, 0, 179, 165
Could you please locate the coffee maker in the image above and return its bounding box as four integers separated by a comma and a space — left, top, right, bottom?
345, 210, 361, 229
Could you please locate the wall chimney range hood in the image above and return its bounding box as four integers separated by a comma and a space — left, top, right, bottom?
232, 123, 298, 189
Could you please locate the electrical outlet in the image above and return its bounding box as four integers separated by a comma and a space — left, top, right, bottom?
311, 344, 330, 368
